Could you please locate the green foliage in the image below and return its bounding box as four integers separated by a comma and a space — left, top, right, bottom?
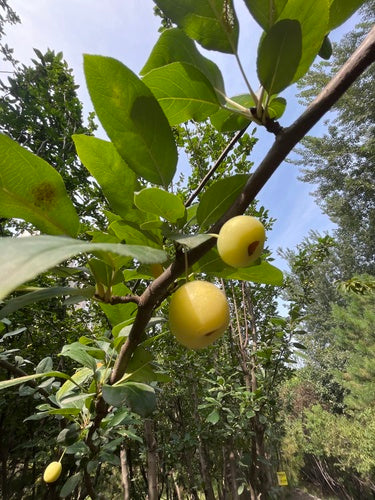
0, 134, 80, 237
84, 55, 177, 187
257, 19, 302, 96
153, 0, 239, 53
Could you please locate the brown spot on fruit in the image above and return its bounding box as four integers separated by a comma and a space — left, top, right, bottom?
32, 182, 57, 209
248, 240, 259, 256
204, 330, 217, 337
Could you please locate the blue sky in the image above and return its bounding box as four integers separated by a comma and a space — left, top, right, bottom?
2, 0, 358, 271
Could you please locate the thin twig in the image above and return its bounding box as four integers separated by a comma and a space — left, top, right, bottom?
185, 127, 248, 207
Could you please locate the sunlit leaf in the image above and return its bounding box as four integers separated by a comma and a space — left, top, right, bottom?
143, 62, 220, 125
257, 19, 302, 96
140, 28, 225, 93
73, 135, 136, 218
84, 55, 177, 187
134, 187, 186, 223
154, 0, 239, 53
0, 235, 167, 300
197, 174, 249, 228
0, 134, 79, 237
243, 0, 287, 30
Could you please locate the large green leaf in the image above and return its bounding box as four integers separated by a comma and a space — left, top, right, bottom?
140, 28, 225, 93
102, 382, 156, 417
84, 55, 177, 187
154, 0, 239, 54
60, 343, 98, 370
0, 235, 167, 300
0, 286, 94, 319
277, 0, 329, 82
210, 94, 254, 132
257, 19, 302, 96
73, 135, 135, 219
0, 134, 79, 237
109, 220, 163, 249
0, 371, 75, 391
243, 0, 288, 30
143, 62, 220, 126
196, 174, 249, 229
194, 249, 284, 285
134, 187, 186, 223
328, 0, 365, 30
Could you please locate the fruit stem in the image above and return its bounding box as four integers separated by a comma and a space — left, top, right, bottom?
59, 448, 66, 463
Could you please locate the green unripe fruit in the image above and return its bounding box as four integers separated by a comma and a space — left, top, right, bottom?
217, 215, 265, 267
43, 461, 62, 483
169, 280, 230, 349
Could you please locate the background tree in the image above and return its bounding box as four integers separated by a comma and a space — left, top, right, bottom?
0, 48, 105, 230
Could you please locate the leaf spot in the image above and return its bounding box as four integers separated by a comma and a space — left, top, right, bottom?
32, 182, 57, 209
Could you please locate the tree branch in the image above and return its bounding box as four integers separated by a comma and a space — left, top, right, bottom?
110, 25, 375, 384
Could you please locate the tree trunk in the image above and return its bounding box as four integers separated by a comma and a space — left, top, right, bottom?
120, 444, 131, 500
144, 418, 158, 500
197, 437, 216, 500
228, 447, 239, 500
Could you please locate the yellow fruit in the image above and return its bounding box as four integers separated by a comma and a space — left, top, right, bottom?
150, 263, 164, 279
217, 215, 265, 267
168, 280, 230, 349
43, 461, 62, 483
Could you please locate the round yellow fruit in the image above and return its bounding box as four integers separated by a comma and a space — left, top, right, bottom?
150, 263, 164, 279
217, 215, 265, 267
43, 461, 62, 483
168, 280, 230, 349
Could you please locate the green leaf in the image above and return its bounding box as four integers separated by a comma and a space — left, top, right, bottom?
140, 28, 225, 93
110, 221, 162, 249
293, 342, 307, 350
0, 371, 74, 391
134, 187, 186, 223
60, 473, 82, 498
102, 382, 156, 417
47, 407, 81, 416
143, 62, 220, 126
36, 357, 53, 374
257, 19, 302, 96
0, 134, 79, 237
169, 233, 213, 249
318, 35, 333, 60
193, 249, 284, 285
56, 368, 93, 402
60, 343, 97, 370
277, 0, 329, 82
206, 408, 220, 424
267, 96, 287, 119
154, 0, 239, 54
84, 55, 177, 187
73, 135, 136, 218
243, 0, 287, 31
0, 235, 167, 300
210, 94, 254, 132
196, 174, 249, 228
328, 0, 365, 30
0, 286, 94, 319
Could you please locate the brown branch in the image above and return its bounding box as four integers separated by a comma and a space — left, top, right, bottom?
94, 293, 140, 305
110, 25, 375, 385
